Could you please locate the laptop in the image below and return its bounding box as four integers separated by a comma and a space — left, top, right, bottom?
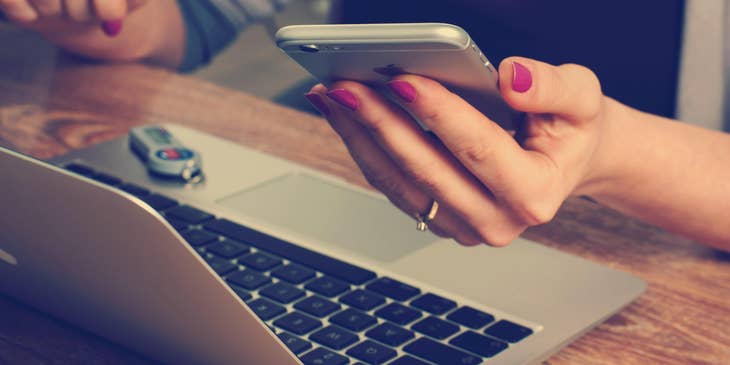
0, 124, 645, 365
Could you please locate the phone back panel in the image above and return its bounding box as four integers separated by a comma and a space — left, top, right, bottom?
276, 24, 517, 128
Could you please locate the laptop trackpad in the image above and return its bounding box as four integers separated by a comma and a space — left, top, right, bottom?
217, 174, 437, 262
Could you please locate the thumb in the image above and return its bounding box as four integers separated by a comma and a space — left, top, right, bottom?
499, 57, 604, 122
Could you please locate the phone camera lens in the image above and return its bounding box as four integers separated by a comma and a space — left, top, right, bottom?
299, 44, 319, 53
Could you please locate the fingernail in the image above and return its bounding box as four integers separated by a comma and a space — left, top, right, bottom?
386, 80, 417, 103
512, 61, 532, 93
304, 92, 330, 116
326, 89, 359, 111
102, 20, 124, 37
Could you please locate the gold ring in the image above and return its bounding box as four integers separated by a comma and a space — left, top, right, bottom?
416, 200, 439, 231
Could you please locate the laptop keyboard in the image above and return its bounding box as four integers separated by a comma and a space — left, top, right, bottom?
65, 163, 534, 365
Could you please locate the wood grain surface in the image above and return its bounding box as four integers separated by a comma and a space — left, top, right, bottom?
1, 55, 729, 365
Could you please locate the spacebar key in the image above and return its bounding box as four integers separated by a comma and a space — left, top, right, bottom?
404, 338, 482, 365
203, 219, 376, 284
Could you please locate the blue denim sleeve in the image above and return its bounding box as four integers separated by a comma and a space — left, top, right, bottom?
176, 0, 239, 72
176, 0, 290, 72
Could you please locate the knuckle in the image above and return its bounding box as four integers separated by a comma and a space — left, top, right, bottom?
400, 160, 442, 196
511, 200, 557, 226
454, 235, 480, 247
559, 63, 603, 119
334, 125, 359, 147
31, 0, 60, 15
418, 105, 445, 128
451, 138, 493, 165
365, 172, 408, 202
360, 112, 390, 136
475, 227, 519, 247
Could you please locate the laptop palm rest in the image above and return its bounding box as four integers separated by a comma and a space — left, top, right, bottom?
218, 173, 437, 263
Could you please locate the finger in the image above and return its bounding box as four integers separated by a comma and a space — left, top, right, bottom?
127, 0, 146, 11
306, 86, 483, 246
325, 81, 525, 246
28, 0, 61, 17
499, 57, 603, 122
0, 0, 39, 22
64, 0, 92, 22
92, 0, 126, 21
385, 74, 545, 203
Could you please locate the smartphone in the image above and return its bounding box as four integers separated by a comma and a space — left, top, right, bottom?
275, 23, 518, 129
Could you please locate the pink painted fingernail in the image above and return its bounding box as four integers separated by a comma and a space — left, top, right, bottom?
326, 89, 359, 111
386, 80, 417, 103
102, 20, 124, 37
512, 61, 532, 93
304, 92, 330, 116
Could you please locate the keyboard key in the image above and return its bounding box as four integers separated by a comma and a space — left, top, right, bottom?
294, 296, 340, 318
447, 306, 494, 329
142, 193, 177, 210
230, 286, 252, 302
204, 219, 376, 284
366, 277, 420, 301
484, 320, 533, 343
274, 312, 322, 335
309, 325, 359, 350
278, 332, 312, 355
330, 308, 377, 332
206, 239, 250, 259
305, 276, 350, 297
410, 293, 457, 315
166, 217, 189, 231
412, 316, 460, 340
450, 331, 508, 358
374, 303, 422, 325
165, 205, 214, 224
91, 172, 122, 186
247, 298, 286, 321
365, 322, 414, 347
389, 356, 430, 365
403, 337, 482, 365
239, 252, 282, 271
180, 229, 218, 247
260, 282, 306, 304
65, 163, 95, 176
340, 289, 386, 311
271, 264, 316, 284
301, 347, 348, 365
118, 183, 150, 197
346, 340, 397, 365
227, 269, 271, 290
203, 256, 236, 276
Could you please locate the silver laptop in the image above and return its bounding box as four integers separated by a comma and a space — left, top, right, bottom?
0, 124, 645, 365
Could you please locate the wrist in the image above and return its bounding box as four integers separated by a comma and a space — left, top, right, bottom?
573, 97, 638, 199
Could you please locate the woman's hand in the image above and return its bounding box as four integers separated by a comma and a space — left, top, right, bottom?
0, 0, 184, 68
1, 0, 147, 36
305, 57, 620, 246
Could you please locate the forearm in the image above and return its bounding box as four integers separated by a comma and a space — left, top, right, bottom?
585, 98, 730, 250
33, 0, 185, 68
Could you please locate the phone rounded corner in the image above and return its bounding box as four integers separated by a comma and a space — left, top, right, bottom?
428, 23, 471, 49
274, 26, 297, 47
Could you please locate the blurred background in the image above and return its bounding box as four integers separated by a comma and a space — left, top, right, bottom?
193, 0, 330, 100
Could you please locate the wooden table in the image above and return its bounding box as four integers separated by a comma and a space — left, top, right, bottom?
1, 54, 729, 365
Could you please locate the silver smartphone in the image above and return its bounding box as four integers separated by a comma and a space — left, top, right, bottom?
276, 23, 518, 128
